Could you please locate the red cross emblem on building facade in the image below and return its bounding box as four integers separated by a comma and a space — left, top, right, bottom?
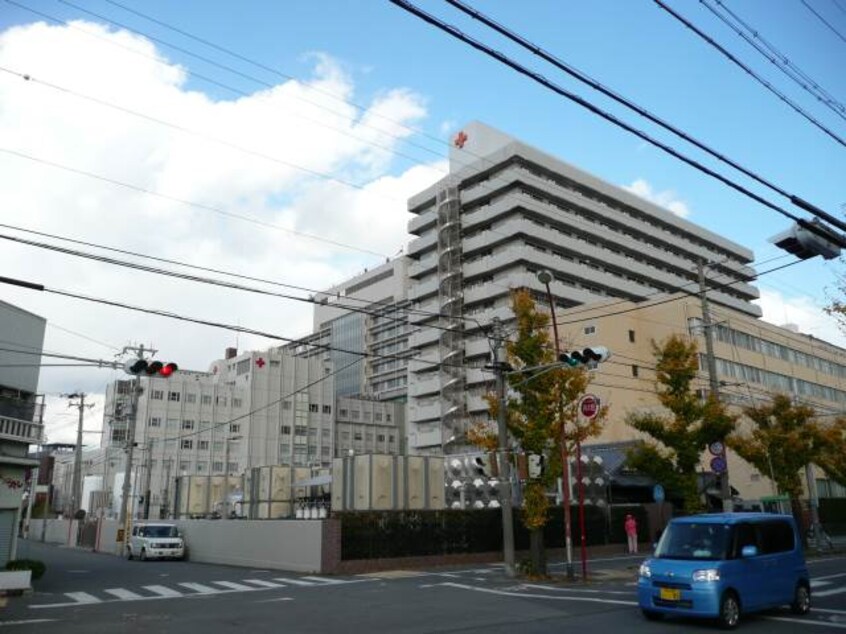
255, 357, 266, 368
453, 130, 468, 148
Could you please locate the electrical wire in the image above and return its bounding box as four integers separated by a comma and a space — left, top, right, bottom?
388, 0, 846, 252
800, 0, 846, 46
445, 0, 845, 230
654, 0, 846, 148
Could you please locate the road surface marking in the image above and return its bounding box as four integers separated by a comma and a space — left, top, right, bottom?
253, 597, 294, 604
815, 608, 846, 615
272, 577, 316, 586
815, 573, 846, 582
213, 581, 257, 591
104, 588, 144, 601
243, 579, 285, 588
0, 620, 57, 627
436, 582, 638, 606
178, 582, 223, 594
143, 585, 183, 598
65, 592, 101, 604
301, 576, 356, 585
522, 584, 632, 596
767, 616, 846, 629
813, 586, 846, 597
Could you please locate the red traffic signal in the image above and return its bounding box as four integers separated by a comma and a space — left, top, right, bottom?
123, 359, 179, 377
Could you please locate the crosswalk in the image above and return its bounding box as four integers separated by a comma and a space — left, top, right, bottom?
30, 575, 365, 609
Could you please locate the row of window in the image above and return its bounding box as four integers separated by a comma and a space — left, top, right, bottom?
147, 418, 240, 433
337, 408, 393, 422
149, 391, 243, 408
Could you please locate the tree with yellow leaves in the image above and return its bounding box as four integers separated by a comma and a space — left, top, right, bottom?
469, 289, 606, 575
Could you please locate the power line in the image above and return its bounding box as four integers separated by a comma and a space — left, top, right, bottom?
702, 0, 846, 119
653, 0, 846, 148
389, 0, 846, 252
802, 0, 846, 45
444, 0, 845, 230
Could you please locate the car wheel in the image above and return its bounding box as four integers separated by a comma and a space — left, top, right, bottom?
791, 583, 811, 615
718, 591, 740, 630
642, 609, 663, 621
140, 548, 147, 562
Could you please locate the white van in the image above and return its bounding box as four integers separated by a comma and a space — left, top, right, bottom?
127, 523, 185, 561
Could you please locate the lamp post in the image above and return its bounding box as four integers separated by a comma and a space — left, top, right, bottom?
537, 269, 575, 580
222, 435, 242, 520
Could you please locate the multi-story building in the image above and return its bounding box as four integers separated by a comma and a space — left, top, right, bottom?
0, 300, 45, 563
101, 345, 403, 518
404, 121, 760, 453
548, 293, 846, 501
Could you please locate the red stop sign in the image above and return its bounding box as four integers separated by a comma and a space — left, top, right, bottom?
580, 395, 599, 418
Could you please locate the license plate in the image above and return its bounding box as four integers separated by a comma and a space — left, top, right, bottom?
659, 588, 681, 601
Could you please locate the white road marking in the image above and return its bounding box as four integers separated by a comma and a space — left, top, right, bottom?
243, 579, 285, 588
272, 577, 315, 586
143, 585, 183, 598
0, 620, 57, 627
65, 592, 100, 604
813, 580, 834, 588
816, 573, 846, 582
814, 608, 846, 615
104, 588, 144, 601
213, 581, 257, 591
767, 616, 846, 629
253, 597, 294, 604
522, 583, 632, 596
813, 586, 846, 598
178, 582, 223, 594
301, 576, 359, 585
436, 582, 638, 606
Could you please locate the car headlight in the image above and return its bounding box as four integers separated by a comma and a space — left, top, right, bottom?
692, 569, 720, 582
639, 563, 652, 578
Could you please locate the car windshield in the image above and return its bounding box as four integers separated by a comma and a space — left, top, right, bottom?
141, 525, 178, 538
655, 522, 732, 561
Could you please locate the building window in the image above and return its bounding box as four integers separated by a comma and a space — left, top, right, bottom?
283, 401, 291, 410
386, 414, 392, 422
375, 412, 383, 422
270, 359, 280, 367
185, 393, 197, 404
232, 398, 243, 408
628, 329, 636, 343
179, 461, 190, 472
111, 428, 126, 443
281, 425, 292, 435
377, 434, 385, 442
584, 325, 596, 336
389, 435, 395, 442
181, 439, 193, 450
309, 404, 319, 413
228, 462, 238, 473
212, 461, 223, 472
198, 440, 209, 450
196, 462, 207, 472
352, 410, 360, 420
213, 441, 224, 452
182, 420, 195, 430
216, 396, 228, 406
295, 425, 308, 436
340, 408, 348, 417
169, 391, 181, 402
322, 405, 331, 414
229, 424, 240, 433
151, 390, 164, 401
354, 432, 363, 441
632, 365, 639, 377
148, 417, 161, 427
201, 395, 212, 405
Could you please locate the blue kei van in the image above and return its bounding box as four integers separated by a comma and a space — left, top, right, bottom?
637, 513, 810, 629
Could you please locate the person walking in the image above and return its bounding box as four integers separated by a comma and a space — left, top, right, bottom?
625, 514, 639, 554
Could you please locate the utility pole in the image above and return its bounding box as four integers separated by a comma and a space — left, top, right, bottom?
698, 261, 732, 512
116, 344, 155, 554
489, 318, 515, 577
143, 440, 154, 519
65, 392, 95, 539
162, 458, 173, 520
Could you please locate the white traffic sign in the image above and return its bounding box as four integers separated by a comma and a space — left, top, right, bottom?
580, 394, 600, 419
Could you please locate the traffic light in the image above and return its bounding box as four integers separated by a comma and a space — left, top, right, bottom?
124, 359, 179, 377
559, 346, 610, 368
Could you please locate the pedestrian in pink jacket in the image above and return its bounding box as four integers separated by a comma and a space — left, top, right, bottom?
625, 514, 638, 554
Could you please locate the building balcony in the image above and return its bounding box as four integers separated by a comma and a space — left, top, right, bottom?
0, 415, 43, 445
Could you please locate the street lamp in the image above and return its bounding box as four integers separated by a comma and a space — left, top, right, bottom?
222, 435, 242, 520
536, 269, 575, 580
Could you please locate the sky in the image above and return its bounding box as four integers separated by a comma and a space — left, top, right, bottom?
0, 0, 845, 444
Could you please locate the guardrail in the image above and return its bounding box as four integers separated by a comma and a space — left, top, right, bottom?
0, 415, 43, 444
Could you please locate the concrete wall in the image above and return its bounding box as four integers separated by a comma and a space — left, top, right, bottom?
29, 518, 324, 573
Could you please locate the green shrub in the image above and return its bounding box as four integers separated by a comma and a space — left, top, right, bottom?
6, 559, 45, 580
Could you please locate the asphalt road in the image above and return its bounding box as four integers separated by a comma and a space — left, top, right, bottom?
2, 540, 846, 633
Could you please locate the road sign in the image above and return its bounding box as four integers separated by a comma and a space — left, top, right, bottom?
653, 484, 665, 503
580, 394, 600, 419
710, 456, 727, 474
709, 441, 725, 456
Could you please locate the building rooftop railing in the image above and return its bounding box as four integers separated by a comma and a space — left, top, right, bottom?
0, 415, 43, 445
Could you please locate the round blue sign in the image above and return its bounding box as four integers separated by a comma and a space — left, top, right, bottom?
653, 484, 665, 503
710, 456, 727, 474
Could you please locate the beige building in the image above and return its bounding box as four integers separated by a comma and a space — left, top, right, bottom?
550, 294, 846, 501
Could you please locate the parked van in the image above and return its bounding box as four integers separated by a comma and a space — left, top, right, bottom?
127, 523, 185, 561
637, 513, 809, 629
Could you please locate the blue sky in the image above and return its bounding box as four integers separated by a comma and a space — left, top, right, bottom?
1, 1, 845, 439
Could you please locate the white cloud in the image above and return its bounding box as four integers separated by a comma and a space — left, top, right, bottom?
755, 288, 846, 348
0, 20, 443, 443
623, 178, 691, 218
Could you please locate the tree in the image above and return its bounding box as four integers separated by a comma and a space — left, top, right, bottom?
471, 289, 606, 575
816, 417, 846, 488
626, 335, 737, 513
